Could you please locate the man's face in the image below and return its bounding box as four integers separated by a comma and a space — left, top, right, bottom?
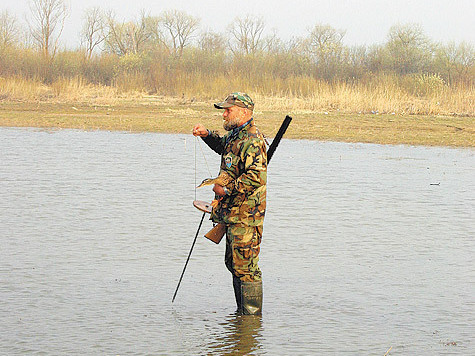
222, 106, 245, 131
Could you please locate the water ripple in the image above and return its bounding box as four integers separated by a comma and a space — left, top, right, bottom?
0, 128, 473, 354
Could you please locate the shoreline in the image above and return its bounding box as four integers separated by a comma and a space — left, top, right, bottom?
1, 101, 474, 148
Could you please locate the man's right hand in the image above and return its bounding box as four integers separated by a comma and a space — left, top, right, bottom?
192, 124, 208, 137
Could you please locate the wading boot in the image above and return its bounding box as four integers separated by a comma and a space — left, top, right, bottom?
233, 276, 243, 313
241, 281, 263, 315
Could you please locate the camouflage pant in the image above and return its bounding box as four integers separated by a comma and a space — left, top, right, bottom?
225, 224, 262, 282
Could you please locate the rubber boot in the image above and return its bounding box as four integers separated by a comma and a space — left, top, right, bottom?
233, 276, 243, 313
241, 281, 263, 315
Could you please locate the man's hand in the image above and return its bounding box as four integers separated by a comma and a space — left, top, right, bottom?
213, 184, 226, 196
192, 124, 209, 137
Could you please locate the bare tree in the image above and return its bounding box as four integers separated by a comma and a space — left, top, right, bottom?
308, 24, 345, 51
307, 24, 347, 79
229, 15, 265, 55
159, 10, 200, 57
103, 10, 153, 55
103, 11, 126, 55
228, 15, 265, 55
0, 10, 19, 51
125, 10, 154, 55
365, 44, 390, 73
453, 42, 475, 82
386, 23, 432, 74
346, 45, 368, 77
199, 30, 226, 53
80, 7, 104, 59
27, 0, 69, 58
262, 29, 283, 54
435, 41, 475, 84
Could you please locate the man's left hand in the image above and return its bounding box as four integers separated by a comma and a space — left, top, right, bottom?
213, 184, 226, 196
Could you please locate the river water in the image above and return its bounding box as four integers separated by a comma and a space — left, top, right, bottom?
0, 127, 473, 355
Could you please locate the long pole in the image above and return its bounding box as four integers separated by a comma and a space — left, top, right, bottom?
172, 211, 206, 303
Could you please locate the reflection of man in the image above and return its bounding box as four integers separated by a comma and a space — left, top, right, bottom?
192, 92, 267, 315
209, 314, 263, 355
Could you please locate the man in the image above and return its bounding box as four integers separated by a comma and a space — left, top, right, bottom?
192, 92, 267, 315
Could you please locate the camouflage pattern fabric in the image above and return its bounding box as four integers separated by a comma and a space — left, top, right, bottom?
225, 224, 262, 282
202, 118, 267, 282
203, 119, 267, 227
214, 92, 255, 111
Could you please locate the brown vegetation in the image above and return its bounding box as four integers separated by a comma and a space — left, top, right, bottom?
1, 98, 474, 147
0, 2, 474, 147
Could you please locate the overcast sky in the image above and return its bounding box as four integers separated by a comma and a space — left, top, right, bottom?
4, 0, 475, 48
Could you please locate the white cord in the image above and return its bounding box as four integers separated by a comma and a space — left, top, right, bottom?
197, 137, 213, 176
194, 137, 197, 201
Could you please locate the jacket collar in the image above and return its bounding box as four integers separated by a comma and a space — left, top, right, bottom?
226, 118, 253, 145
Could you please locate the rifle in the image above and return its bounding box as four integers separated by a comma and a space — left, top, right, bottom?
203, 115, 293, 244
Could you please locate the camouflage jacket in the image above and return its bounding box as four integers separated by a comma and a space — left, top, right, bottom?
202, 119, 267, 227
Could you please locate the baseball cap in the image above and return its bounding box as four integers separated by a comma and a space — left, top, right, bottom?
214, 92, 254, 111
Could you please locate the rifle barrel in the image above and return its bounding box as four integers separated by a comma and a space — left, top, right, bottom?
267, 115, 292, 163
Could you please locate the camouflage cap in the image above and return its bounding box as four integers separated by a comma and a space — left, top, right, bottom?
214, 92, 254, 111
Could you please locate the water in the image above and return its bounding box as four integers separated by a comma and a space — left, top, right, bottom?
0, 127, 473, 355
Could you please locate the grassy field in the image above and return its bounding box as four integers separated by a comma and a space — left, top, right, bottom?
1, 98, 473, 148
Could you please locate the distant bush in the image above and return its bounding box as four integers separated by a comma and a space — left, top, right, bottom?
408, 73, 446, 96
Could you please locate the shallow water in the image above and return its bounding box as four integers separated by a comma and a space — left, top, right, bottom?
0, 127, 473, 355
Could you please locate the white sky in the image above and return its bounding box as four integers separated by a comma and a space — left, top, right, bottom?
4, 0, 475, 48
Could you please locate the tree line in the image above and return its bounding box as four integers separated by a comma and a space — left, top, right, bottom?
0, 0, 473, 96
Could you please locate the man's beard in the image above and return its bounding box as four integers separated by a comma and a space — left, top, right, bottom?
223, 117, 241, 131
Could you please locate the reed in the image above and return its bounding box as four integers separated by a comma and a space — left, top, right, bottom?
1, 73, 471, 116
0, 76, 49, 101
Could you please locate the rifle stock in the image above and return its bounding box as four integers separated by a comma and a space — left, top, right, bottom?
205, 223, 226, 244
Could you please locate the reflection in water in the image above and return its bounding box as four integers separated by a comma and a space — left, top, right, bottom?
210, 314, 263, 355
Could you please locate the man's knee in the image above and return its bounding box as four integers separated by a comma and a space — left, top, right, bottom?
226, 224, 263, 281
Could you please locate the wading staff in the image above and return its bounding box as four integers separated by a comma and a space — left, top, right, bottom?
172, 211, 207, 303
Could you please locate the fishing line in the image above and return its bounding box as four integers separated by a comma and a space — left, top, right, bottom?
197, 137, 212, 176
194, 136, 213, 200
194, 137, 197, 201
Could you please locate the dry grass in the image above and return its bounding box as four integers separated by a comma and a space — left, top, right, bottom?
1, 100, 474, 148
1, 75, 473, 116
0, 76, 473, 147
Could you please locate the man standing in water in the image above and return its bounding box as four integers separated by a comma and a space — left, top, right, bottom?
192, 92, 267, 315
